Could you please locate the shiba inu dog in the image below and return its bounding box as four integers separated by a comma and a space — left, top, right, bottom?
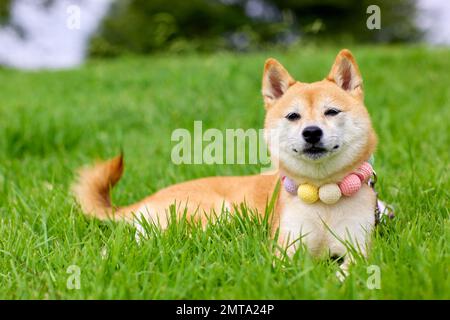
73, 49, 378, 276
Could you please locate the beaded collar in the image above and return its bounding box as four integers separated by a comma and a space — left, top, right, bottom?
281, 162, 373, 204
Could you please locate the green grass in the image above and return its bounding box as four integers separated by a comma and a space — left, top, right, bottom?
0, 46, 448, 299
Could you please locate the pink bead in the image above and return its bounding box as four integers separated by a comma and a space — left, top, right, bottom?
339, 174, 362, 196
354, 162, 373, 182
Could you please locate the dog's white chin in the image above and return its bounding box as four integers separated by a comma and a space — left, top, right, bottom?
281, 152, 338, 180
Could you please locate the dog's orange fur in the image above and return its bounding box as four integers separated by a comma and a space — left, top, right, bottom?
73, 50, 378, 271
73, 154, 279, 225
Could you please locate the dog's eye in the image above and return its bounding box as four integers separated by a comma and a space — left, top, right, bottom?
324, 108, 341, 116
286, 112, 301, 121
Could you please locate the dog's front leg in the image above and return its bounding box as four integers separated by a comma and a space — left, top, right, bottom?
330, 219, 374, 281
336, 253, 355, 281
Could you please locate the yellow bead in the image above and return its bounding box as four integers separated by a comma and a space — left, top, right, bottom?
319, 183, 342, 204
298, 183, 319, 204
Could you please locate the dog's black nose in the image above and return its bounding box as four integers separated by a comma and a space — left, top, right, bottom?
302, 126, 323, 144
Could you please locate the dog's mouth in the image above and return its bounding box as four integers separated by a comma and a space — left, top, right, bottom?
291, 143, 340, 160
302, 145, 328, 159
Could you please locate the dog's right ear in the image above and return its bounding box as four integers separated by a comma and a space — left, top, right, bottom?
262, 58, 295, 109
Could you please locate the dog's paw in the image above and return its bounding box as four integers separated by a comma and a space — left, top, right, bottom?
134, 221, 149, 244
335, 268, 349, 282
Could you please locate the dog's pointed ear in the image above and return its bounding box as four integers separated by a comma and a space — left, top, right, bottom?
262, 58, 295, 108
327, 49, 363, 99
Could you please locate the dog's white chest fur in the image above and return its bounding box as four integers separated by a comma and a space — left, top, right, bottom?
279, 184, 376, 258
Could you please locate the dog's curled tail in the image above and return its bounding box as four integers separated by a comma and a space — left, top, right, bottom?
72, 154, 127, 220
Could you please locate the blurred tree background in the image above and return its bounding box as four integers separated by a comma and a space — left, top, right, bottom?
89, 0, 420, 57
0, 0, 421, 55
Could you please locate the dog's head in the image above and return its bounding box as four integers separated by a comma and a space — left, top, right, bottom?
263, 49, 377, 182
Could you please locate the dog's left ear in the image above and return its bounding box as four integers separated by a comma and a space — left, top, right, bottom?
327, 49, 363, 100
262, 58, 296, 108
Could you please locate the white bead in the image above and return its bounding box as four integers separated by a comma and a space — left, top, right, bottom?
319, 184, 342, 204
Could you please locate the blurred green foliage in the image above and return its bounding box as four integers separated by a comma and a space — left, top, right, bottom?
0, 0, 10, 24
89, 0, 289, 56
90, 0, 421, 57
272, 0, 421, 42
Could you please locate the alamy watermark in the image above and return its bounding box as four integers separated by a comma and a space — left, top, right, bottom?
66, 265, 81, 290
366, 265, 381, 289
366, 5, 381, 30
171, 121, 280, 173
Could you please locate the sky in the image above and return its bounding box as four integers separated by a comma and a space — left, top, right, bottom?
0, 0, 111, 69
416, 0, 450, 44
